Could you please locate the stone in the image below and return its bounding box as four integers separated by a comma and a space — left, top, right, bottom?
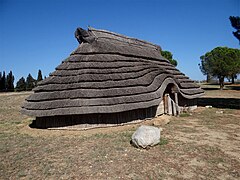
131, 125, 161, 148
205, 105, 212, 108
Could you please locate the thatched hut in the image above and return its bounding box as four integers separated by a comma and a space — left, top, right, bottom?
22, 27, 204, 128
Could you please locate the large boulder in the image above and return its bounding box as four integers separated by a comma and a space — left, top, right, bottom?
131, 125, 161, 148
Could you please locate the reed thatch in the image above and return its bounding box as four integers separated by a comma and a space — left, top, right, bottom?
22, 27, 204, 127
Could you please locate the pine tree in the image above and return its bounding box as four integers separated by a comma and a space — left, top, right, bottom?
229, 16, 240, 43
6, 71, 15, 92
16, 77, 26, 91
161, 50, 178, 66
199, 47, 240, 90
37, 69, 43, 83
0, 72, 2, 91
26, 73, 36, 91
0, 71, 6, 92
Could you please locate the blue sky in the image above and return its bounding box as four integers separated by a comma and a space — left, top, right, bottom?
0, 0, 239, 83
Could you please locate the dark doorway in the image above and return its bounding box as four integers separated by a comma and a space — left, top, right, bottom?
163, 83, 179, 116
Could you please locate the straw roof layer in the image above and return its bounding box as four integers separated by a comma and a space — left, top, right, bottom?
22, 27, 204, 117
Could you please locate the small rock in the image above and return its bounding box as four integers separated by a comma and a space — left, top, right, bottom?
217, 163, 225, 169
131, 125, 161, 149
205, 105, 212, 108
216, 110, 223, 114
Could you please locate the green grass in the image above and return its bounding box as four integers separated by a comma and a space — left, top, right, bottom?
159, 138, 168, 146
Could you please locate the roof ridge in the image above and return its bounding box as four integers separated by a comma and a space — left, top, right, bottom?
88, 27, 161, 50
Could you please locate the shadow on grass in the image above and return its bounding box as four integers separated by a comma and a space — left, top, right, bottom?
227, 86, 240, 90
202, 87, 220, 91
197, 97, 240, 109
29, 120, 42, 129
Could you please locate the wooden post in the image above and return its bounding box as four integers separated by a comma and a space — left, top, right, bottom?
172, 100, 176, 116
174, 92, 179, 116
167, 94, 172, 115
164, 94, 168, 114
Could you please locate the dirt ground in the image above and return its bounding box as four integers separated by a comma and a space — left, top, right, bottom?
0, 92, 240, 179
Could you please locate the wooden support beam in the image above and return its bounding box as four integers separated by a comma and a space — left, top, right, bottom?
167, 94, 172, 115
164, 94, 168, 114
172, 100, 176, 116
174, 92, 180, 116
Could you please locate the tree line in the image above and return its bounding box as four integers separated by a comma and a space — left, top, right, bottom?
0, 70, 44, 92
0, 71, 15, 92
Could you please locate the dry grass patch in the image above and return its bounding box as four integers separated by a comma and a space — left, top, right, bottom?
200, 83, 240, 98
203, 90, 240, 98
0, 92, 240, 179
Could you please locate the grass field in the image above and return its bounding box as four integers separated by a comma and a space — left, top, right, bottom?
200, 83, 240, 98
0, 91, 240, 179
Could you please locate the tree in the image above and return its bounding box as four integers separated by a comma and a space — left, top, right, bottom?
16, 77, 26, 91
37, 69, 43, 83
229, 16, 240, 43
227, 48, 240, 84
26, 73, 36, 91
161, 50, 178, 66
199, 47, 240, 90
0, 71, 6, 91
0, 72, 2, 91
199, 55, 210, 82
6, 71, 15, 92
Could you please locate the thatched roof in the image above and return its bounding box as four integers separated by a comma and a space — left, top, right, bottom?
22, 27, 204, 117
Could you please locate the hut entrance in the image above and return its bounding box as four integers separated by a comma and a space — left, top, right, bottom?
163, 83, 179, 116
